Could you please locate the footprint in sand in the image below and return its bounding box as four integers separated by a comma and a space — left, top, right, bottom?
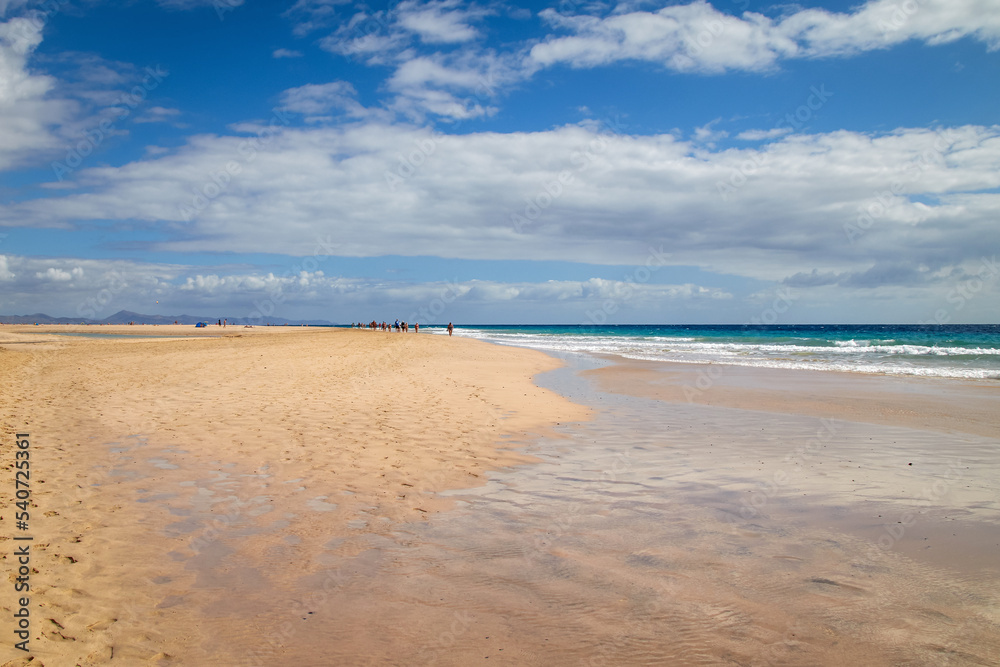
87, 618, 118, 632
80, 644, 114, 665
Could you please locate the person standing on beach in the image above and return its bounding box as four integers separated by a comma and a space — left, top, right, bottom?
447, 322, 453, 336
414, 322, 419, 333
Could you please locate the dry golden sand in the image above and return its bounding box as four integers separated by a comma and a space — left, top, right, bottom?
0, 326, 588, 665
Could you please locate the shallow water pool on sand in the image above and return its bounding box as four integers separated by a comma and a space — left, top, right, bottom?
108, 354, 1000, 665
44, 332, 181, 339
173, 354, 996, 665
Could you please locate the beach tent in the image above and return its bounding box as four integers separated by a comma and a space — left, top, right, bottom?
195, 322, 207, 328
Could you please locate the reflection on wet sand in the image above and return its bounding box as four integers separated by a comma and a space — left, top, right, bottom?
166, 356, 999, 665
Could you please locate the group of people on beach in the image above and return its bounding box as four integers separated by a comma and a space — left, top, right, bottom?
353, 321, 454, 336
356, 320, 418, 332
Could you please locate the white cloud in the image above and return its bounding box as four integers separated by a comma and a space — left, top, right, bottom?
302, 0, 1000, 122
279, 81, 365, 118
0, 255, 181, 318
321, 0, 492, 53
0, 254, 13, 280
777, 0, 1000, 56
529, 1, 794, 73
528, 0, 1000, 74
0, 16, 72, 170
283, 0, 351, 37
693, 118, 728, 144
0, 253, 736, 322
390, 56, 486, 90
5, 252, 995, 323
272, 48, 304, 59
737, 127, 792, 141
133, 106, 182, 124
3, 120, 999, 295
316, 2, 513, 120
396, 0, 491, 45
385, 53, 509, 120
34, 266, 72, 281
0, 17, 173, 174
320, 12, 409, 65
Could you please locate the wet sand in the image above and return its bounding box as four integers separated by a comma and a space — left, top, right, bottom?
324, 356, 999, 666
583, 357, 1000, 439
1, 328, 998, 665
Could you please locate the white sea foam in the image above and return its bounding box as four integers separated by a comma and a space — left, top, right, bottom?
448, 328, 1000, 380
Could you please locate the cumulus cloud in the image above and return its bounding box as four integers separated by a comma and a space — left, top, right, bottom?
307, 0, 1000, 121
0, 254, 735, 322
5, 252, 993, 323
384, 52, 510, 119
528, 0, 1000, 74
529, 1, 791, 73
0, 16, 70, 170
0, 15, 172, 174
396, 0, 492, 45
0, 255, 180, 318
317, 0, 495, 60
2, 120, 998, 296
34, 266, 79, 281
316, 1, 512, 120
0, 253, 13, 280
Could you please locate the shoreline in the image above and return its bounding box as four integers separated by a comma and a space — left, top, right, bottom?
248, 346, 1000, 665
581, 353, 1000, 438
539, 351, 1000, 561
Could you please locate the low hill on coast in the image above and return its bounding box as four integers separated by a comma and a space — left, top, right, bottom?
0, 309, 335, 326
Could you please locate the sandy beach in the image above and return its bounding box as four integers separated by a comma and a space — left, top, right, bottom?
1, 326, 998, 665
0, 326, 587, 665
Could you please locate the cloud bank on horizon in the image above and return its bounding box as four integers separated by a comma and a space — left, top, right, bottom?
0, 0, 998, 323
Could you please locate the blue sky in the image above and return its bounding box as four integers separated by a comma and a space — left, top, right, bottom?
1, 0, 998, 323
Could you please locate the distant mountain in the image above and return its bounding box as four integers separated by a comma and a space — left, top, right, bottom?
0, 313, 91, 325
102, 310, 200, 325
0, 310, 336, 326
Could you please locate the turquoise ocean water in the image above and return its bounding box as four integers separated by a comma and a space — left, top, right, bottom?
425, 324, 1000, 380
